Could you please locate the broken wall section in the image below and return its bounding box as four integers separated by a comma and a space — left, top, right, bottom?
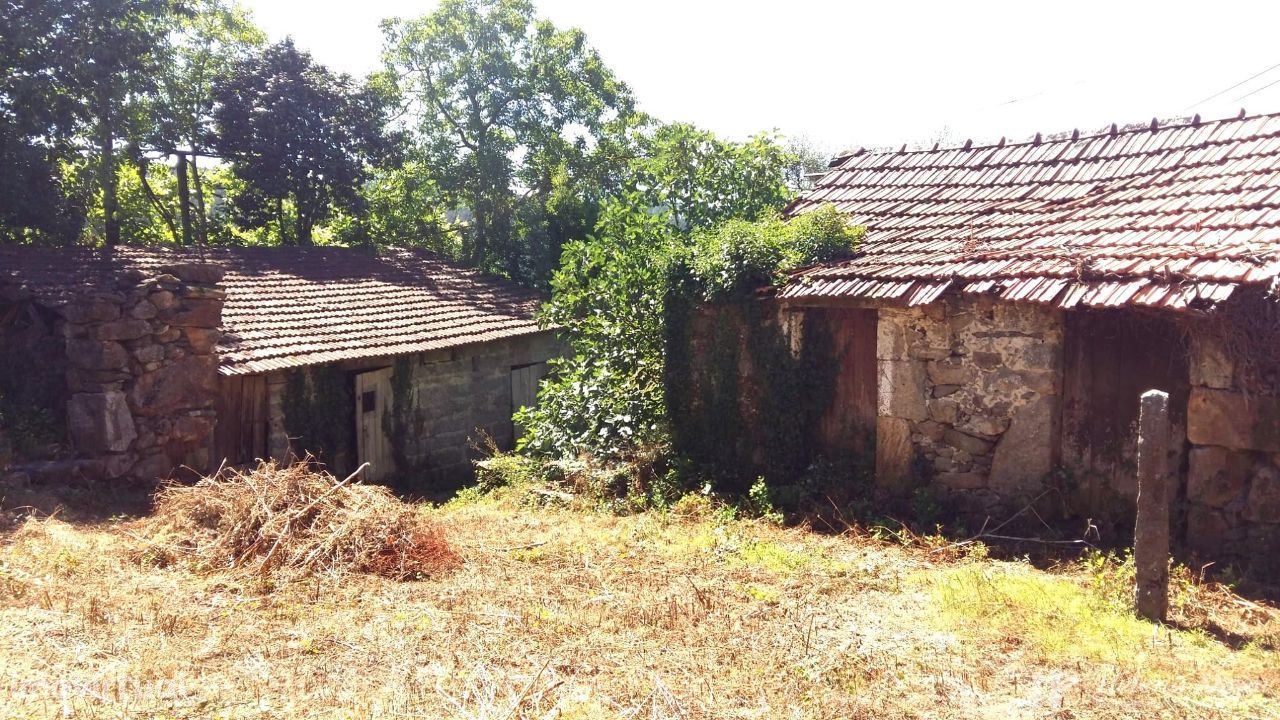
875, 296, 1064, 516
34, 263, 224, 484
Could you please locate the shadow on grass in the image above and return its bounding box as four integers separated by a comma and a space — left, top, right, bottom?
0, 471, 153, 527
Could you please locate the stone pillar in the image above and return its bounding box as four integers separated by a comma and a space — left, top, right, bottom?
1134, 389, 1171, 622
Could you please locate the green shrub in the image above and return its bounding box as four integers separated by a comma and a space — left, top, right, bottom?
687, 205, 861, 300
745, 476, 783, 525
473, 453, 540, 491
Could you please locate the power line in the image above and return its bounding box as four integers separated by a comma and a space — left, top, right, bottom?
1183, 61, 1280, 110
1235, 74, 1280, 103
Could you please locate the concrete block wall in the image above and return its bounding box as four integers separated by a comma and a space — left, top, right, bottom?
264, 330, 562, 487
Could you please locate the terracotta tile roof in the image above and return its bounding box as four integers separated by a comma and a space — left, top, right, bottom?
782, 111, 1280, 309
0, 245, 549, 375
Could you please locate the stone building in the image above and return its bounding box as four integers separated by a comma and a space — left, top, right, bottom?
0, 246, 559, 489
688, 111, 1280, 576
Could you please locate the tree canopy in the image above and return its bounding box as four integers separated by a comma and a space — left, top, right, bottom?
384, 0, 639, 284
1, 0, 181, 243
0, 0, 835, 291
212, 40, 395, 246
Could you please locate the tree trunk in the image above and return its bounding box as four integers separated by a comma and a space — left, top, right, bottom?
298, 212, 314, 246
468, 190, 486, 266
98, 92, 119, 246
190, 150, 208, 245
277, 196, 288, 245
176, 151, 192, 245
135, 157, 180, 243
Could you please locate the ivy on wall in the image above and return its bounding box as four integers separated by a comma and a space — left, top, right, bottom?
383, 355, 429, 483
511, 202, 861, 506
0, 302, 66, 460
665, 296, 840, 492
281, 365, 355, 474
1187, 290, 1280, 394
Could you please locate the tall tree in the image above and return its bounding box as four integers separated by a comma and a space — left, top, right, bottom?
1, 0, 188, 245
630, 123, 798, 233
384, 0, 638, 284
80, 0, 185, 246
212, 40, 394, 246
2, 2, 100, 241
143, 0, 265, 244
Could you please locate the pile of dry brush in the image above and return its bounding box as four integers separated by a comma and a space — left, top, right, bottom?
141, 460, 459, 580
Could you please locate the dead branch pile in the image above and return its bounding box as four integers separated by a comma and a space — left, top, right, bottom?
141, 460, 459, 580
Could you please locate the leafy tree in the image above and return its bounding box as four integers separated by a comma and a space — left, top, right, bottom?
516, 196, 677, 459
518, 122, 827, 461
78, 0, 187, 246
0, 0, 173, 243
384, 0, 638, 284
0, 126, 84, 242
212, 40, 395, 245
520, 199, 860, 463
631, 123, 798, 232
1, 1, 82, 242
329, 159, 457, 252
2, 0, 219, 245
142, 0, 265, 244
784, 134, 836, 192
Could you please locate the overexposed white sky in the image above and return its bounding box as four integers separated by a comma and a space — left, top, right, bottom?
240, 0, 1280, 155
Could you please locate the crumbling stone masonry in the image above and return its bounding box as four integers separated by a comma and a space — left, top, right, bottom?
23, 263, 224, 483
874, 296, 1063, 516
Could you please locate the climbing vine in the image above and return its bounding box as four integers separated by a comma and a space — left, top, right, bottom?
665, 297, 840, 492
383, 356, 429, 480
1186, 290, 1280, 394
281, 365, 355, 473
520, 200, 860, 494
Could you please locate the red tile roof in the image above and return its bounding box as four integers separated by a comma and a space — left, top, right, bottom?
0, 245, 549, 375
781, 111, 1280, 309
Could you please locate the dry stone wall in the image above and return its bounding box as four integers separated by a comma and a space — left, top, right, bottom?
875, 296, 1064, 515
53, 263, 224, 483
1183, 323, 1280, 575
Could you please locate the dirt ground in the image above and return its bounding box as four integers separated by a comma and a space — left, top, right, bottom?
1, 489, 1278, 719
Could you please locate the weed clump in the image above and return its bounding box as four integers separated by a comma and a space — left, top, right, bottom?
141, 460, 459, 580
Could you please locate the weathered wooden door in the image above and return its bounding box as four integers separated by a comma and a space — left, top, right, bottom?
1061, 311, 1189, 507
354, 368, 394, 483
510, 362, 549, 442
813, 308, 878, 459
212, 374, 268, 470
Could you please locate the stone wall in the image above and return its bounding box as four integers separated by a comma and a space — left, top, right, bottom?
263, 330, 562, 489
874, 296, 1064, 515
51, 263, 223, 483
1183, 321, 1280, 576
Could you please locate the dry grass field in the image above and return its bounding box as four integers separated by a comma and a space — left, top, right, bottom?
1, 480, 1279, 719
